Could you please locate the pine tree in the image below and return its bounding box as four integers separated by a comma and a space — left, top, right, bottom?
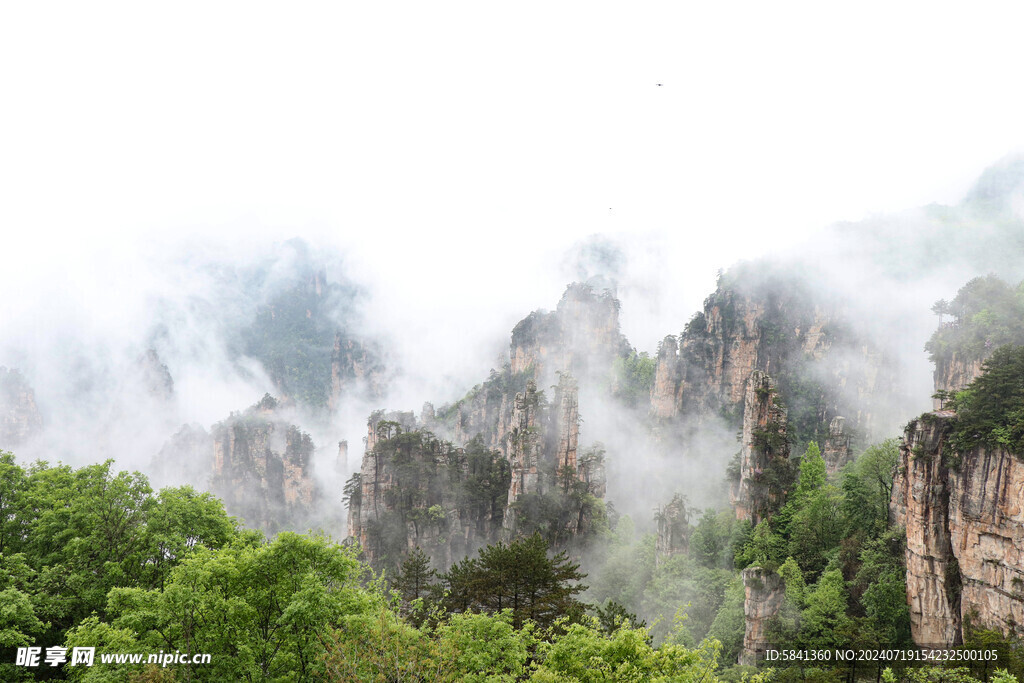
441, 533, 587, 628
394, 546, 436, 604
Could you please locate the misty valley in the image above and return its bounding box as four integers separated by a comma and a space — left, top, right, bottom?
4, 160, 1024, 682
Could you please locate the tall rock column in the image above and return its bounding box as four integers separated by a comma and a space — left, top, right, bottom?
655, 494, 690, 566
730, 371, 789, 523
552, 374, 579, 474
503, 381, 543, 530
822, 416, 852, 475
650, 335, 681, 419
740, 567, 785, 665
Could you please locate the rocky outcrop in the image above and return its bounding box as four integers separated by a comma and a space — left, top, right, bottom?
509, 283, 630, 386
329, 332, 386, 410
577, 446, 607, 499
933, 350, 985, 407
650, 336, 682, 419
553, 374, 579, 473
156, 395, 320, 535
435, 283, 627, 463
504, 381, 545, 512
652, 289, 772, 419
348, 417, 510, 569
730, 371, 790, 523
655, 494, 690, 566
740, 567, 786, 666
241, 240, 387, 410
349, 372, 605, 568
337, 439, 349, 473
890, 412, 1024, 646
210, 401, 317, 532
649, 271, 893, 454
822, 416, 853, 475
0, 367, 42, 448
154, 423, 213, 486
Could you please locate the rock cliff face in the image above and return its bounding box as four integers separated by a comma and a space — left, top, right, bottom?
889, 415, 962, 646
890, 413, 1024, 645
651, 336, 682, 419
348, 371, 606, 568
156, 395, 320, 534
347, 415, 511, 569
730, 371, 791, 523
0, 367, 42, 448
437, 283, 632, 457
740, 567, 786, 666
649, 271, 893, 457
343, 283, 622, 568
137, 349, 174, 400
650, 287, 775, 420
933, 350, 985, 407
329, 332, 386, 411
210, 399, 317, 532
240, 241, 387, 410
950, 441, 1024, 641
509, 283, 630, 386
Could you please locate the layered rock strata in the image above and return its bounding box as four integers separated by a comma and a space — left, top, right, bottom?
890, 413, 1024, 646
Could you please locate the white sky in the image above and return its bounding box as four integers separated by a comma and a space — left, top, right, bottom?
3, 2, 1024, 400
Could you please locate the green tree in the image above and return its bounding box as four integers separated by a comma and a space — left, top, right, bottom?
690, 509, 738, 570
706, 578, 746, 665
433, 610, 534, 683
322, 600, 438, 682
787, 483, 843, 580
531, 616, 722, 683
394, 546, 437, 604
800, 569, 850, 650
594, 599, 646, 635
0, 452, 27, 556
737, 520, 786, 571
107, 532, 372, 681
769, 556, 805, 648
949, 345, 1024, 455
442, 534, 587, 629
611, 351, 657, 408
796, 442, 826, 497
138, 485, 238, 591
861, 569, 910, 645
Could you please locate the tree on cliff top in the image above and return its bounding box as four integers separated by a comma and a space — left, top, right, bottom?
925, 275, 1024, 364
948, 344, 1024, 455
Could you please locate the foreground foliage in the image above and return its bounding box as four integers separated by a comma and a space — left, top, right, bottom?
0, 453, 744, 682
